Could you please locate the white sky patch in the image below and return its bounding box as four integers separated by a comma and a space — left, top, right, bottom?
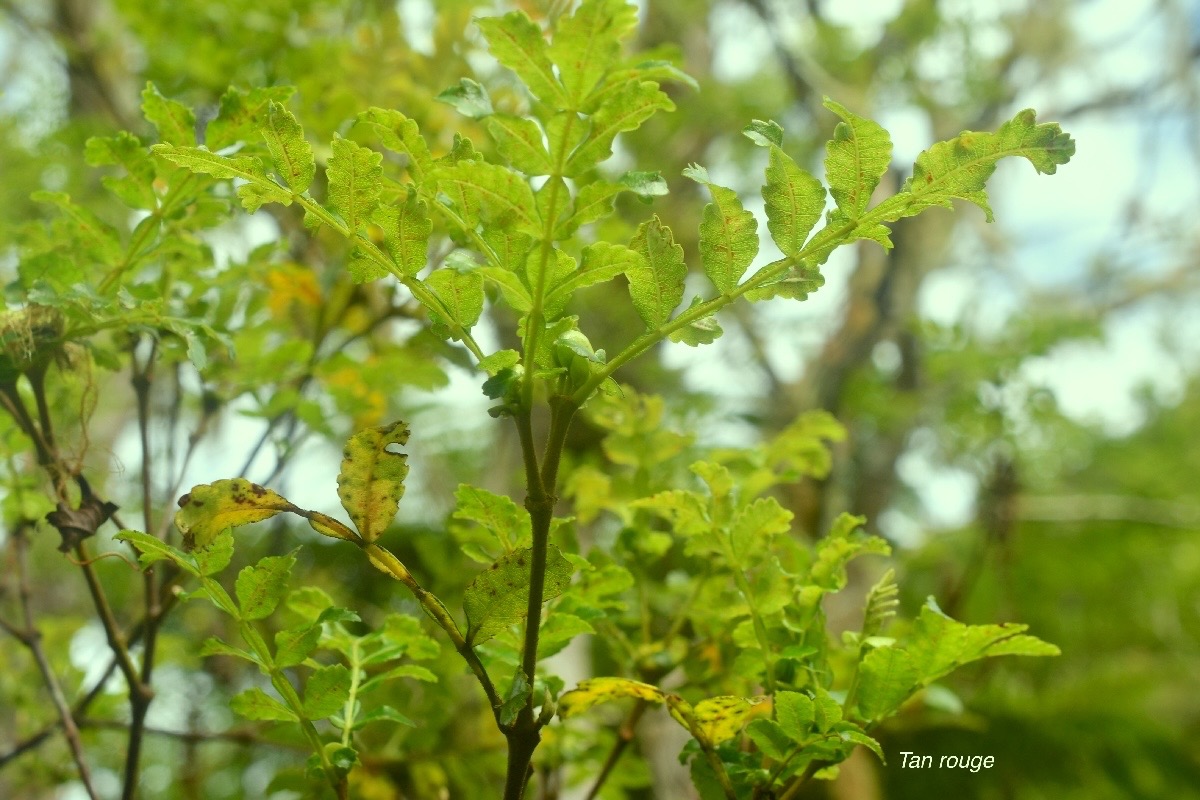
397, 0, 436, 55
1021, 307, 1185, 435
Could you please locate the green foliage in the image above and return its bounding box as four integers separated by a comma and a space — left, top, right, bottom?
0, 2, 1086, 799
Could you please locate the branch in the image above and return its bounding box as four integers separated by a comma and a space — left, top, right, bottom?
2, 524, 100, 800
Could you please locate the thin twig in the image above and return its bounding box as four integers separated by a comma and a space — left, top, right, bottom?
4, 524, 101, 800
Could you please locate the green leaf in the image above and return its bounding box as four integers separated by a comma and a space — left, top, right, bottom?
537, 177, 572, 238
358, 664, 438, 694
84, 132, 156, 210
485, 114, 552, 175
230, 687, 298, 722
730, 496, 793, 564
545, 242, 643, 314
480, 266, 533, 313
193, 529, 235, 576
823, 98, 892, 221
337, 421, 410, 543
425, 268, 485, 337
476, 12, 568, 108
742, 119, 783, 147
453, 484, 531, 553
627, 216, 686, 329
141, 83, 195, 146
744, 262, 825, 302
746, 718, 793, 760
683, 164, 759, 294
837, 724, 886, 764
667, 296, 723, 347
436, 78, 494, 119
479, 349, 521, 375
463, 545, 574, 645
30, 192, 122, 266
150, 146, 293, 213
743, 122, 826, 258
287, 586, 336, 621
275, 624, 322, 668
500, 669, 531, 727
807, 513, 890, 592
619, 169, 669, 197
812, 686, 843, 733
566, 81, 674, 175
558, 677, 666, 718
882, 109, 1076, 223
582, 58, 697, 114
774, 691, 814, 741
436, 161, 539, 234
327, 135, 383, 232
355, 107, 433, 186
353, 706, 417, 729
559, 181, 620, 237
199, 637, 258, 664
114, 530, 199, 576
548, 0, 638, 105
905, 599, 1060, 687
261, 101, 315, 193
235, 553, 296, 620
855, 646, 920, 722
303, 664, 352, 719
374, 188, 431, 278
537, 612, 595, 659
174, 478, 294, 551
206, 86, 296, 151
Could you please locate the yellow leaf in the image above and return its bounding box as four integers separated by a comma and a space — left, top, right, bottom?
557, 677, 666, 718
691, 695, 769, 745
175, 478, 294, 551
337, 421, 410, 542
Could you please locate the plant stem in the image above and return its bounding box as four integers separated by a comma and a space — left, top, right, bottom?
4, 524, 101, 800
583, 700, 649, 800
502, 398, 577, 800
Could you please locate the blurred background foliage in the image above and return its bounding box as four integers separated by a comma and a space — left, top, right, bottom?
0, 0, 1197, 798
